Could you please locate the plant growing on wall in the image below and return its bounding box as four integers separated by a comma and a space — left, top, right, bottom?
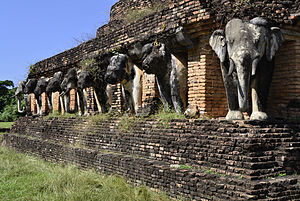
125, 2, 166, 23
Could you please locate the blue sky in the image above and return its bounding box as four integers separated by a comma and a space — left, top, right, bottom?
0, 0, 118, 86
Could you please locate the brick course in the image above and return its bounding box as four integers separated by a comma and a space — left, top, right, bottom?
3, 117, 300, 200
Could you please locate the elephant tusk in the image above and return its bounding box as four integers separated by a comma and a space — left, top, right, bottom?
252, 58, 259, 76
228, 59, 235, 76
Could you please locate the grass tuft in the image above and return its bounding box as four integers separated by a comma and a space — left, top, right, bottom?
0, 146, 171, 201
125, 2, 166, 23
0, 122, 14, 129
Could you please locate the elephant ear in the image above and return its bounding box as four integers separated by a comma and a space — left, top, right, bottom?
209, 30, 227, 63
266, 27, 285, 62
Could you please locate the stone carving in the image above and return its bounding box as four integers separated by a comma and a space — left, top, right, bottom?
138, 43, 187, 114
15, 81, 26, 114
23, 78, 38, 115
46, 71, 63, 113
60, 68, 78, 114
34, 77, 49, 116
209, 17, 285, 120
105, 54, 143, 114
77, 69, 110, 115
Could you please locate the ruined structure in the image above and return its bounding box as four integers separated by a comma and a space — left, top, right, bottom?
3, 0, 300, 200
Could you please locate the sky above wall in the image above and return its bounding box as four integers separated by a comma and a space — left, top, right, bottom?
0, 0, 119, 86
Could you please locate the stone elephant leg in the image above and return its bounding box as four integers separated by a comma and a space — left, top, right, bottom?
59, 93, 65, 115
220, 63, 244, 120
47, 93, 53, 113
121, 86, 134, 114
156, 75, 173, 112
35, 95, 43, 116
76, 89, 87, 116
170, 66, 184, 114
250, 59, 275, 120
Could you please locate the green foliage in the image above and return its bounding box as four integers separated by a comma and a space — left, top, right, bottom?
279, 173, 287, 177
0, 122, 14, 129
89, 113, 112, 124
178, 164, 193, 169
29, 65, 35, 74
79, 58, 97, 70
0, 80, 20, 122
125, 2, 166, 23
118, 116, 144, 133
0, 146, 171, 201
0, 104, 19, 122
151, 106, 185, 128
0, 80, 14, 111
79, 58, 106, 85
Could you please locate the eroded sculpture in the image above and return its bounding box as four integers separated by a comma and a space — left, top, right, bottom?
46, 71, 63, 113
23, 78, 38, 115
15, 81, 26, 114
105, 54, 143, 114
137, 43, 187, 114
34, 77, 49, 116
209, 17, 284, 120
60, 68, 78, 114
77, 68, 110, 116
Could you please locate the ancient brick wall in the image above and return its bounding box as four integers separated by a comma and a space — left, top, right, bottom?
30, 1, 208, 78
3, 117, 300, 200
109, 0, 171, 23
141, 73, 159, 109
26, 0, 300, 119
187, 37, 227, 118
268, 39, 300, 119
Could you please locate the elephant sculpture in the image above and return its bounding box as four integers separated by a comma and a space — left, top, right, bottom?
77, 68, 110, 116
139, 43, 187, 114
60, 68, 78, 114
23, 78, 38, 115
15, 81, 26, 113
209, 17, 284, 120
34, 77, 49, 116
105, 54, 143, 114
46, 71, 63, 113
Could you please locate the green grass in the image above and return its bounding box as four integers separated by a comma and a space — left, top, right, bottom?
0, 146, 171, 201
0, 122, 14, 129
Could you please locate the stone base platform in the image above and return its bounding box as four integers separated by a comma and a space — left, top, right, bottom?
2, 117, 300, 200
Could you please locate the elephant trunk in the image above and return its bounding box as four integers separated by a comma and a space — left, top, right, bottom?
234, 52, 252, 112
17, 96, 25, 113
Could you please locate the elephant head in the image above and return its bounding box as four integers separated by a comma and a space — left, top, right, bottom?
77, 70, 93, 90
15, 81, 25, 113
24, 78, 37, 94
209, 17, 284, 120
34, 77, 49, 97
46, 71, 63, 94
141, 43, 170, 75
105, 54, 134, 85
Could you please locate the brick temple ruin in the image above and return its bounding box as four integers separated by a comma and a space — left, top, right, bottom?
3, 0, 300, 200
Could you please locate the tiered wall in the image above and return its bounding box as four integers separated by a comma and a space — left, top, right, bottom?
268, 40, 300, 119
3, 117, 300, 200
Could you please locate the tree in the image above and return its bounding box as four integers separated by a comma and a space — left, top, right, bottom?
0, 80, 14, 112
0, 80, 20, 122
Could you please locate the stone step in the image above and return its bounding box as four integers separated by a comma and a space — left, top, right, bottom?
3, 133, 300, 200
